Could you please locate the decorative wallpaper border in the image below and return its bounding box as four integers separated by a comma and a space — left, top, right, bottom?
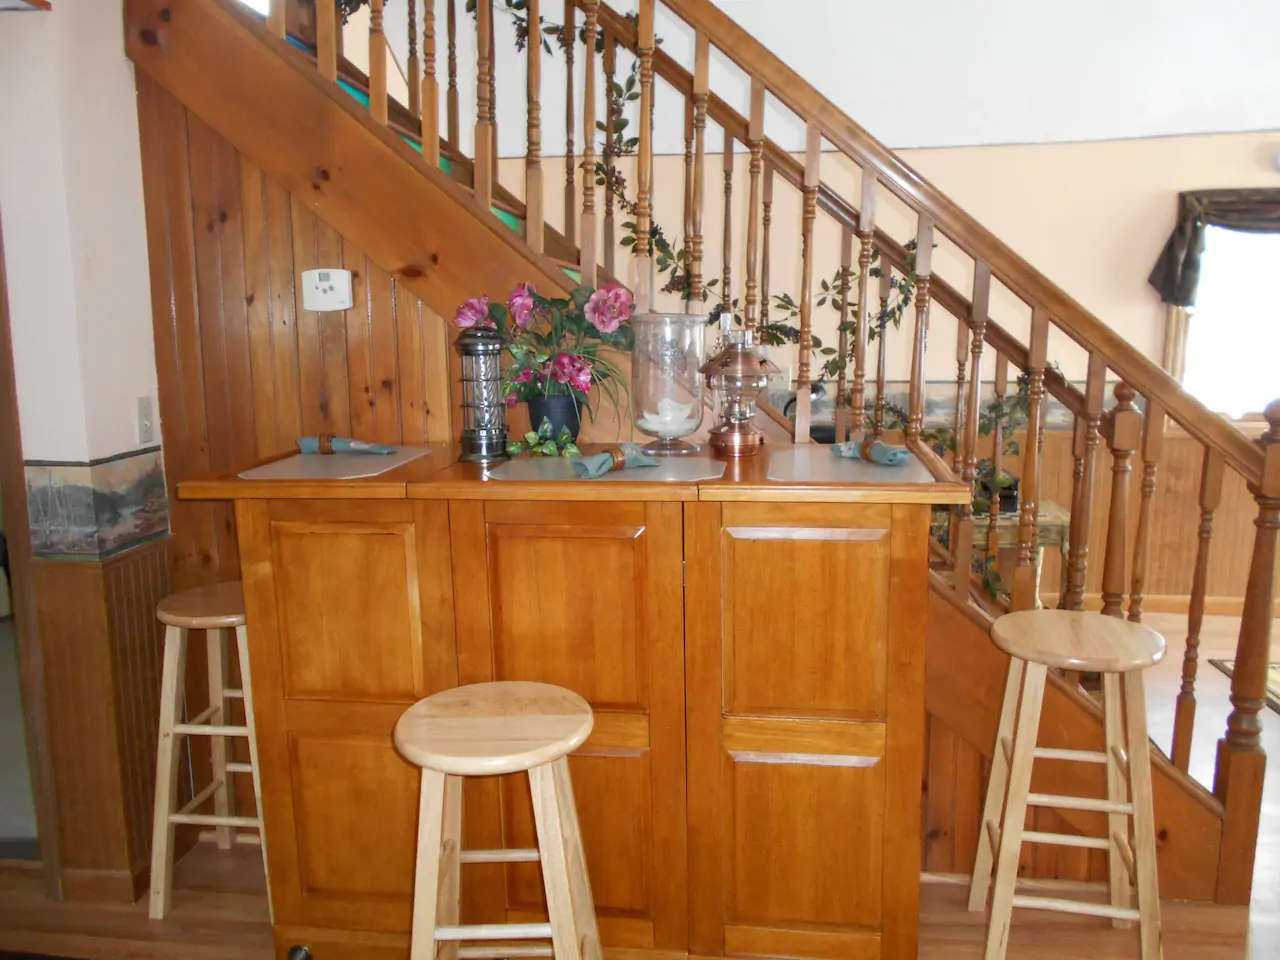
25, 446, 170, 559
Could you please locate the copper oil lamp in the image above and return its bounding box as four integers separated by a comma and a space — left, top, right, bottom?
699, 328, 780, 457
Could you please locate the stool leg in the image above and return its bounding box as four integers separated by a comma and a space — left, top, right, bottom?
1103, 672, 1132, 928
984, 661, 1047, 960
969, 656, 1025, 911
149, 625, 188, 920
1123, 671, 1163, 960
530, 762, 584, 960
207, 628, 233, 850
436, 775, 463, 960
235, 625, 272, 922
410, 768, 448, 960
552, 757, 602, 960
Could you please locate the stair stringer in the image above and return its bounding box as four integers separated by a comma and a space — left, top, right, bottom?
124, 0, 574, 328
926, 575, 1225, 901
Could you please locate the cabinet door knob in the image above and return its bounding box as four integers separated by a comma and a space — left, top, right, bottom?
287, 947, 312, 960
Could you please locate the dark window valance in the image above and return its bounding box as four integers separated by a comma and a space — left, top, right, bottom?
1148, 188, 1280, 307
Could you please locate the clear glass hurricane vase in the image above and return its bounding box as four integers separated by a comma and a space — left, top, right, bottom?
630, 312, 708, 455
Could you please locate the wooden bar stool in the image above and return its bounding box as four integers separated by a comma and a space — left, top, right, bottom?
149, 581, 269, 920
394, 681, 602, 960
968, 610, 1165, 959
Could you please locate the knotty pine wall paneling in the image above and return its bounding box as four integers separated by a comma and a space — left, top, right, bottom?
136, 74, 452, 592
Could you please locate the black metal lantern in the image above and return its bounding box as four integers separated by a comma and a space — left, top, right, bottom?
455, 327, 509, 464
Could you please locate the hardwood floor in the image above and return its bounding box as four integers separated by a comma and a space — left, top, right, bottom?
0, 612, 1274, 960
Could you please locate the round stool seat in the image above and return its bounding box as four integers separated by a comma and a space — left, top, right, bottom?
991, 609, 1166, 673
394, 681, 593, 776
156, 581, 245, 630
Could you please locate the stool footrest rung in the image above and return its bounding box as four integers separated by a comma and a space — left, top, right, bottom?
1011, 894, 1140, 922
174, 723, 250, 738
168, 813, 261, 828
435, 923, 552, 942
998, 739, 1107, 766
1022, 830, 1110, 850
226, 762, 253, 774
459, 848, 540, 864
224, 688, 244, 699
1027, 793, 1132, 815
458, 946, 554, 959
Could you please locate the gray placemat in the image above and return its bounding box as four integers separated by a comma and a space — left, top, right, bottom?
491, 456, 726, 482
238, 447, 430, 481
765, 445, 936, 485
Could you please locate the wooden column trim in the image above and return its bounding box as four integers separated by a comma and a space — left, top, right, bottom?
687, 33, 709, 309
525, 0, 544, 255
743, 79, 765, 329
579, 0, 600, 285
1100, 382, 1142, 618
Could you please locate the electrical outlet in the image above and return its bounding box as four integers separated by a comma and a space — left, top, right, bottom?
137, 396, 155, 445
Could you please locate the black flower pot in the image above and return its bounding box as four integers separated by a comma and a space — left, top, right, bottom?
527, 395, 583, 441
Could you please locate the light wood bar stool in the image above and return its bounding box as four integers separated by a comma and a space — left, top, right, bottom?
969, 610, 1165, 960
149, 581, 269, 920
394, 681, 602, 960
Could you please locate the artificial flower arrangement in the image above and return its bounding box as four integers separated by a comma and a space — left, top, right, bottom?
453, 281, 635, 443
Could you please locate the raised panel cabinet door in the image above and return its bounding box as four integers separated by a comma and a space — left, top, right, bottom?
235, 500, 458, 931
685, 502, 930, 960
449, 499, 689, 952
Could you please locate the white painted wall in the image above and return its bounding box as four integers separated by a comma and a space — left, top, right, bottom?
0, 2, 159, 463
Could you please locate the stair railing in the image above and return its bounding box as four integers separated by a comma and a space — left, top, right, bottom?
253, 0, 1275, 904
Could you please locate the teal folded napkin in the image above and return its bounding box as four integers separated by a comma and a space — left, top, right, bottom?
296, 436, 396, 455
572, 444, 659, 479
832, 438, 910, 466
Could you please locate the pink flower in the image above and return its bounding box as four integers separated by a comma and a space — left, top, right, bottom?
550, 353, 593, 394
505, 394, 519, 407
507, 283, 537, 330
583, 283, 633, 334
512, 368, 534, 385
454, 296, 491, 329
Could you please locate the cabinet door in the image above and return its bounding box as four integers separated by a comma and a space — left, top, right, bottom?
686, 501, 929, 960
449, 499, 688, 952
236, 499, 458, 933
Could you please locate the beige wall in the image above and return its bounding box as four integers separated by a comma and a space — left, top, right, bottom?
499, 130, 1280, 386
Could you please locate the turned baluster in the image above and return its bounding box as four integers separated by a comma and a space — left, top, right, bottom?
952, 320, 968, 474
474, 0, 494, 210
681, 98, 693, 296
562, 2, 576, 246
447, 0, 459, 146
851, 174, 876, 437
834, 227, 854, 443
906, 216, 934, 444
687, 34, 708, 309
487, 7, 498, 182
1214, 399, 1280, 905
721, 134, 734, 317
1011, 310, 1049, 611
1128, 402, 1165, 621
987, 352, 1009, 557
317, 0, 338, 81
760, 162, 773, 329
421, 0, 440, 167
579, 0, 599, 285
794, 123, 821, 445
872, 266, 891, 438
744, 80, 765, 330
519, 0, 544, 253
368, 0, 388, 124
268, 0, 285, 37
1100, 382, 1141, 618
602, 33, 617, 277
951, 262, 990, 600
635, 0, 655, 309
1065, 354, 1106, 610
1171, 447, 1224, 772
407, 0, 420, 118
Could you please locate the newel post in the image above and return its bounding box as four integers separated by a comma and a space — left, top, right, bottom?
1099, 383, 1140, 618
1213, 400, 1280, 904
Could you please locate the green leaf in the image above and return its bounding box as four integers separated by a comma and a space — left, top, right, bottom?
562, 442, 581, 458
525, 432, 539, 445
506, 441, 524, 456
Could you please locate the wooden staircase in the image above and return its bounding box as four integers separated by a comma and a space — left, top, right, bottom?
124, 0, 1277, 906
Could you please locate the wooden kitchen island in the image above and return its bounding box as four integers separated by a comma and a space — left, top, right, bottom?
181, 445, 967, 960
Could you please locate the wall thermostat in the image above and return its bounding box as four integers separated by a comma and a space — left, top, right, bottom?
302, 268, 354, 311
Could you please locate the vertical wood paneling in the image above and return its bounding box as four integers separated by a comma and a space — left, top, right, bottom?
137, 80, 453, 592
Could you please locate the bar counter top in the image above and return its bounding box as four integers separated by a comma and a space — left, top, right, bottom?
178, 441, 969, 504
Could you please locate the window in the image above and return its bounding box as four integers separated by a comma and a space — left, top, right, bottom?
236, 0, 270, 14
1181, 225, 1280, 419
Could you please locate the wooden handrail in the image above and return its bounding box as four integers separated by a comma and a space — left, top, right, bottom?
657, 0, 1263, 486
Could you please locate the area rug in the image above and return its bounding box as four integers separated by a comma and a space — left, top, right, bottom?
1209, 659, 1280, 714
